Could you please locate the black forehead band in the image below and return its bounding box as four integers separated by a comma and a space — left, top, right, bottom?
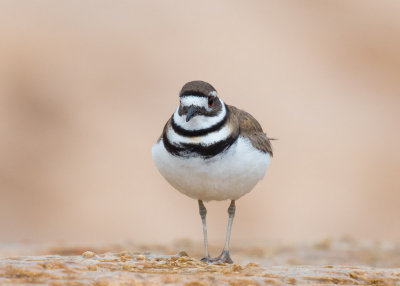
179, 91, 211, 98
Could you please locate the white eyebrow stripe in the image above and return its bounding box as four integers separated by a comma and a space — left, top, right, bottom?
209, 91, 217, 97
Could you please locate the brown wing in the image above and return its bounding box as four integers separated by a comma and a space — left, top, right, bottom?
228, 105, 273, 156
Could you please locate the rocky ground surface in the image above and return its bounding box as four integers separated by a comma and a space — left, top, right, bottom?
1, 238, 400, 285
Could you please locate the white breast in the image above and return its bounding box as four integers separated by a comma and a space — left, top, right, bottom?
152, 137, 271, 201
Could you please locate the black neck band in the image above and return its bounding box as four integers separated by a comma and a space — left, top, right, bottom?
162, 131, 238, 159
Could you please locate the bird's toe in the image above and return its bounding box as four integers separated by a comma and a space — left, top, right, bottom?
200, 256, 212, 263
207, 250, 233, 264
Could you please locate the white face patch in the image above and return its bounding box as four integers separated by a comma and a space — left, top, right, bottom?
173, 99, 226, 131
180, 96, 210, 111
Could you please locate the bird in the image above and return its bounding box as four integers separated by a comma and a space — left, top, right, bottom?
152, 80, 273, 263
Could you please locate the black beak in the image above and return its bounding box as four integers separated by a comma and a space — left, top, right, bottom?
186, 105, 197, 122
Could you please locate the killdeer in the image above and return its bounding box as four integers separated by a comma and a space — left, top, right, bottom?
152, 81, 273, 263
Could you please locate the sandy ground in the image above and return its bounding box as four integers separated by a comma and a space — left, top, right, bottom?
1, 238, 400, 285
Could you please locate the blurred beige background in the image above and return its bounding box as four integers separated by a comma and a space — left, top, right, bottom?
0, 1, 399, 246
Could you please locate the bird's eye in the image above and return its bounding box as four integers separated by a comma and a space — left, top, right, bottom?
208, 97, 215, 108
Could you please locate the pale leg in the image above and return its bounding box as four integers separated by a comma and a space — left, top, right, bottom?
212, 200, 235, 263
198, 200, 210, 261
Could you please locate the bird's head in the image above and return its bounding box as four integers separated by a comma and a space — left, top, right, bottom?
178, 81, 223, 123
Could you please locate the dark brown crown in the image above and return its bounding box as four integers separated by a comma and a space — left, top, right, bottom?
179, 81, 217, 97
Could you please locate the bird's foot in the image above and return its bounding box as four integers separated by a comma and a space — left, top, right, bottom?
205, 250, 233, 264
200, 256, 212, 263
213, 250, 233, 264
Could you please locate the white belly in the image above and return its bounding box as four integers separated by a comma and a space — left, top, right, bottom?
152, 137, 271, 201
